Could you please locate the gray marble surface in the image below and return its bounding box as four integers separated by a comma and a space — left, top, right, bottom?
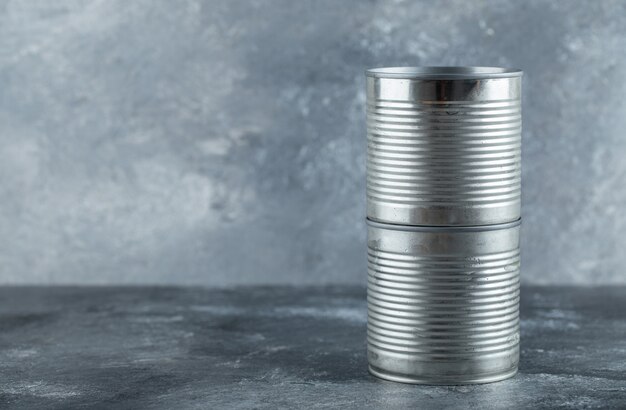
0, 286, 624, 409
1, 1, 626, 285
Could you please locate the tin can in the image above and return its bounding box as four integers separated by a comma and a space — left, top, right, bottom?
366, 67, 523, 226
367, 218, 521, 384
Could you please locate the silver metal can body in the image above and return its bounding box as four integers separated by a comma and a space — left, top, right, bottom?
366, 67, 522, 226
367, 219, 521, 384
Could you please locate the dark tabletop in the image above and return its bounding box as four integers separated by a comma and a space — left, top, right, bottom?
0, 286, 624, 409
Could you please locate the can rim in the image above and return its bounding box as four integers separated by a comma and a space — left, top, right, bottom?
365, 66, 523, 80
366, 218, 521, 232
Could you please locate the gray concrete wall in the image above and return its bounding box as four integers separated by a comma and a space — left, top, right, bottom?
0, 0, 624, 285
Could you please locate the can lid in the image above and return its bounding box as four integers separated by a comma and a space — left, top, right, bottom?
365, 66, 523, 80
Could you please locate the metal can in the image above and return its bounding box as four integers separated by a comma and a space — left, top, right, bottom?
367, 218, 521, 384
366, 67, 523, 226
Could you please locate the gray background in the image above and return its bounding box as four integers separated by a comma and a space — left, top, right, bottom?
0, 0, 624, 285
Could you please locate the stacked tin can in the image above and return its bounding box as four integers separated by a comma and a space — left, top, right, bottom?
365, 67, 523, 384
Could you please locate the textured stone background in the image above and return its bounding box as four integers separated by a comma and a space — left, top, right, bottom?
0, 0, 625, 285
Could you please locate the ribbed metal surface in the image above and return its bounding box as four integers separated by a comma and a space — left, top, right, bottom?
366, 70, 522, 226
366, 220, 521, 384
